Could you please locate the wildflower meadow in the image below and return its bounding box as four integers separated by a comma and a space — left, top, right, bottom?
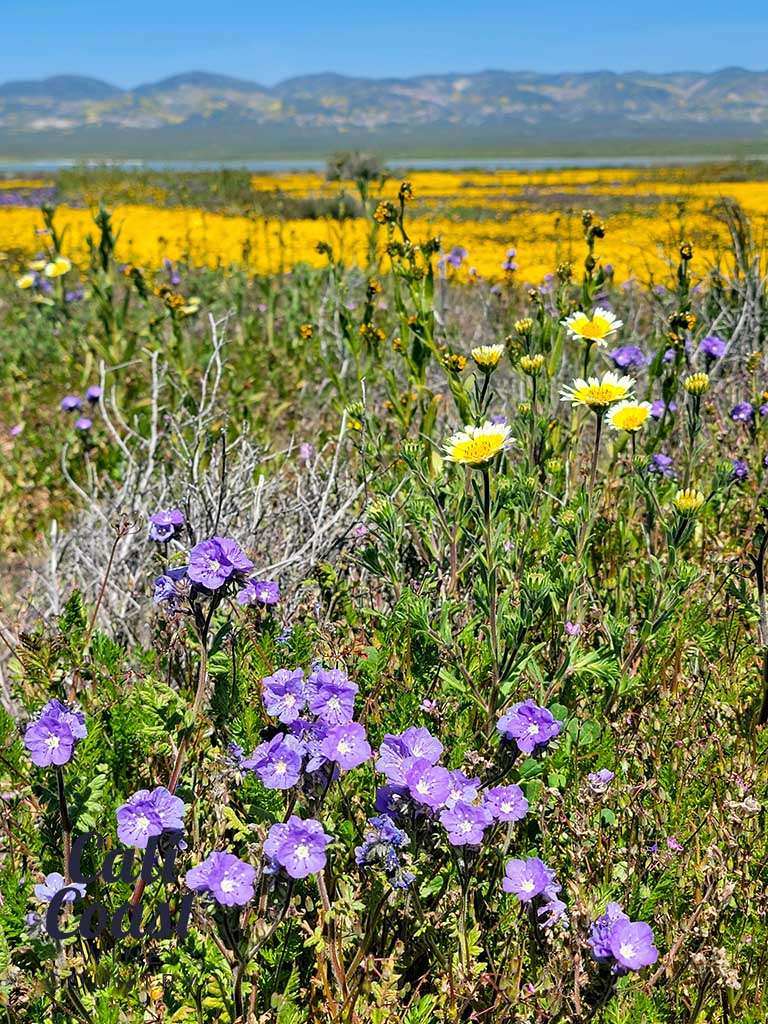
0, 161, 767, 1024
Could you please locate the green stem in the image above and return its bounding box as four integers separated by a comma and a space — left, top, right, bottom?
588, 412, 604, 495
56, 767, 72, 883
482, 468, 500, 707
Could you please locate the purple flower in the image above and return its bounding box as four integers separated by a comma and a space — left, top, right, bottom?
185, 851, 256, 906
34, 699, 87, 740
262, 668, 306, 723
663, 339, 693, 362
444, 770, 481, 808
24, 699, 87, 768
374, 784, 410, 816
609, 920, 659, 971
502, 247, 518, 272
116, 786, 185, 849
439, 245, 468, 270
148, 509, 185, 543
288, 717, 329, 773
320, 722, 372, 770
23, 716, 75, 765
587, 769, 615, 794
731, 402, 755, 423
355, 814, 414, 888
85, 385, 102, 403
376, 727, 443, 785
496, 700, 561, 755
564, 621, 581, 637
649, 453, 675, 478
404, 758, 451, 808
698, 335, 727, 361
485, 784, 528, 822
375, 735, 413, 784
270, 815, 332, 879
74, 417, 92, 431
263, 821, 289, 872
187, 536, 254, 590
439, 800, 493, 846
243, 733, 304, 789
34, 872, 86, 902
237, 579, 280, 606
589, 902, 629, 960
60, 395, 82, 412
650, 400, 677, 420
538, 895, 569, 928
307, 669, 358, 725
227, 742, 245, 768
400, 726, 443, 762
609, 346, 647, 371
730, 459, 748, 482
153, 566, 188, 606
503, 857, 556, 902
163, 258, 182, 287
355, 814, 409, 863
298, 442, 316, 464
490, 414, 507, 426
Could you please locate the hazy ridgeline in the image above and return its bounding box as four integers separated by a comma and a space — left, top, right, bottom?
0, 163, 766, 1023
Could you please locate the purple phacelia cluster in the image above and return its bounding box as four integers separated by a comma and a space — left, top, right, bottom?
151, 533, 280, 611
588, 902, 659, 972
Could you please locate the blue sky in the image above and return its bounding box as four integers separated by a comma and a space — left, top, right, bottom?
4, 0, 767, 87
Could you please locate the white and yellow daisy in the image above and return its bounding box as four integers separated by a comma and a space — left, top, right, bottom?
29, 258, 47, 271
443, 421, 512, 466
16, 272, 36, 289
607, 400, 652, 433
471, 344, 505, 372
44, 256, 72, 278
561, 307, 623, 346
560, 371, 635, 411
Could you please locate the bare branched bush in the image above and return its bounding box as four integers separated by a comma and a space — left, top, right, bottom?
21, 315, 364, 644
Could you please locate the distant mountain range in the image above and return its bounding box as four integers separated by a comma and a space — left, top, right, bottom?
1, 68, 768, 159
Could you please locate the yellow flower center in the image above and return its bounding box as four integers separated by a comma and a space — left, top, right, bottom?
450, 433, 506, 463
611, 406, 650, 431
571, 314, 613, 340
573, 382, 629, 407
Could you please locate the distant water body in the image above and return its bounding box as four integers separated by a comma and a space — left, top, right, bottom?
1, 155, 766, 174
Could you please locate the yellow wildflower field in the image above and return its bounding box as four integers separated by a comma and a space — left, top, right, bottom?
1, 166, 766, 282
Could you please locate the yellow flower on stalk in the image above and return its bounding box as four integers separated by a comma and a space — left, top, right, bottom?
44, 256, 71, 278
607, 400, 652, 433
29, 258, 47, 271
520, 354, 545, 375
683, 372, 709, 395
443, 421, 512, 466
561, 307, 623, 345
471, 344, 505, 371
560, 371, 635, 411
673, 488, 705, 514
16, 272, 36, 289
